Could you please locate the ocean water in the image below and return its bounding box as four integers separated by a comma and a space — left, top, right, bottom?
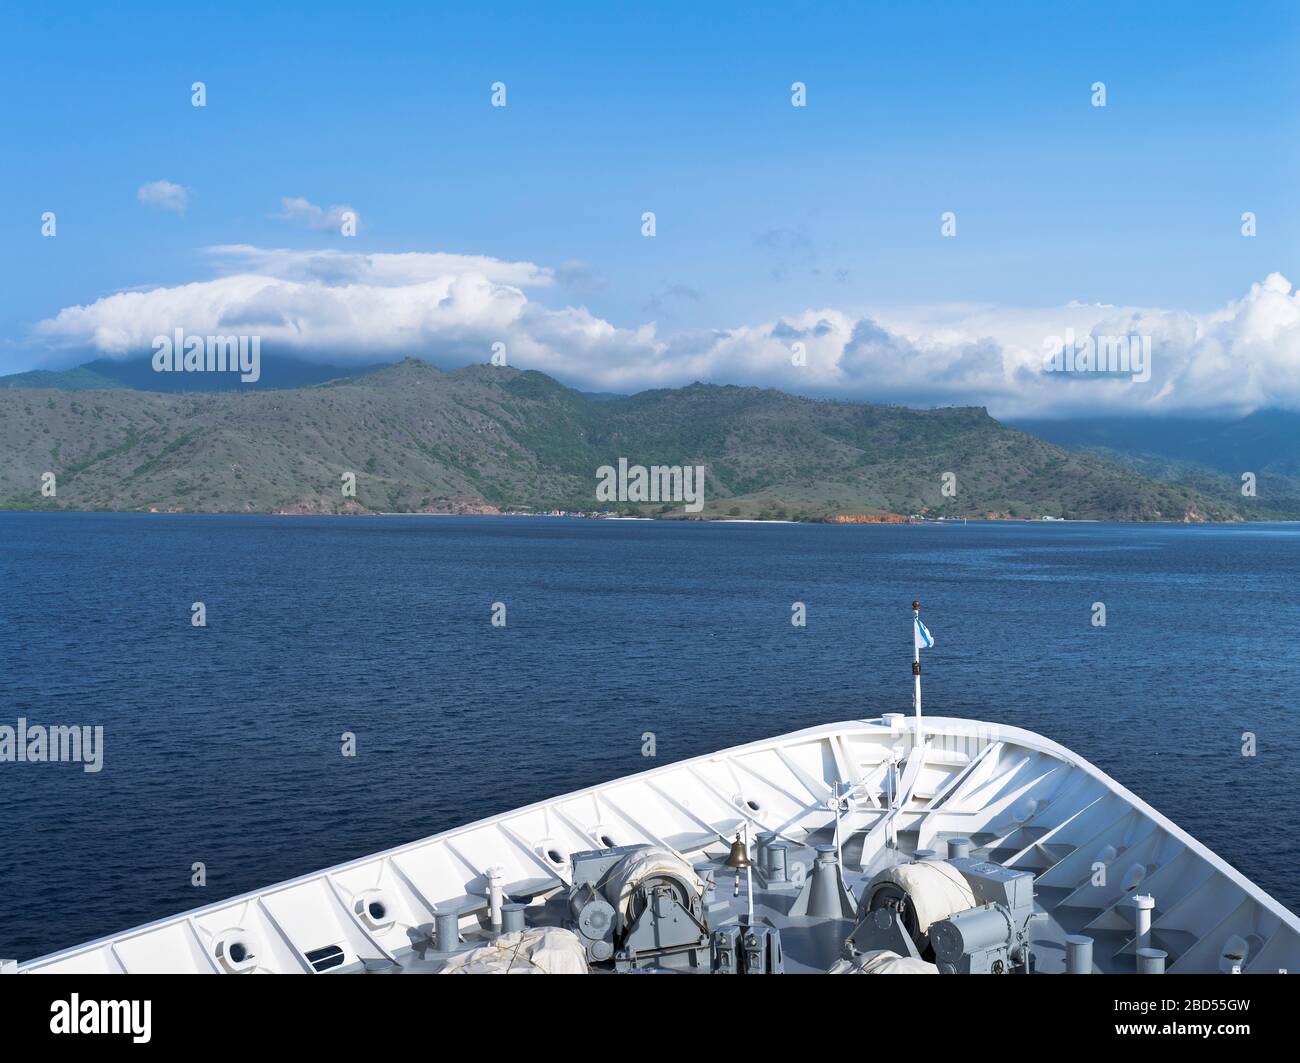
1, 513, 1297, 960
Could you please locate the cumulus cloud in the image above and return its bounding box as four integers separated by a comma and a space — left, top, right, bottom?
29, 244, 1300, 418
136, 180, 190, 214
276, 196, 360, 232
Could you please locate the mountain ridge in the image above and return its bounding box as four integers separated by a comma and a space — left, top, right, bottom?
1012, 412, 1300, 520
0, 355, 383, 392
0, 357, 1253, 521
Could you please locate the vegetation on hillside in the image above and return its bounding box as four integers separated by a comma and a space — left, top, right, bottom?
0, 359, 1244, 521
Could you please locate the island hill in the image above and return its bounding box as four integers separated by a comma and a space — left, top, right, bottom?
0, 357, 1245, 522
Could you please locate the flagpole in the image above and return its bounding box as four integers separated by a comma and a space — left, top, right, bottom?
912, 599, 923, 742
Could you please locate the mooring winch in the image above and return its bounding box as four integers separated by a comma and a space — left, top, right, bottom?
562, 844, 710, 971
846, 856, 1036, 974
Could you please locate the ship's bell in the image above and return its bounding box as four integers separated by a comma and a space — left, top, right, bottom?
725, 833, 751, 869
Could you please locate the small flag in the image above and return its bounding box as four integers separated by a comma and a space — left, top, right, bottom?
914, 616, 934, 651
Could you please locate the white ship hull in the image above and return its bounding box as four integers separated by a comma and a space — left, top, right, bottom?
16, 715, 1300, 974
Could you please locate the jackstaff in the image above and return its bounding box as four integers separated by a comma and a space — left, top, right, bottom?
911, 600, 934, 739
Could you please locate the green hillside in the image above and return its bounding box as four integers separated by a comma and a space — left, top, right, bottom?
0, 359, 1244, 521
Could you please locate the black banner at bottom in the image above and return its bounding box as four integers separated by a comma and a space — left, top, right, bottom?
0, 972, 1286, 1048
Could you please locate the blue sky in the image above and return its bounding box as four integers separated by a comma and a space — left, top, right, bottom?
2, 1, 1297, 416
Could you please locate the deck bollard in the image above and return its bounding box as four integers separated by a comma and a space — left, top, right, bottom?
767, 845, 788, 883
434, 912, 460, 952
1065, 934, 1093, 974
501, 902, 526, 934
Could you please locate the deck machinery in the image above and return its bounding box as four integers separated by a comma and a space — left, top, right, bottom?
11, 716, 1300, 975
549, 837, 1037, 974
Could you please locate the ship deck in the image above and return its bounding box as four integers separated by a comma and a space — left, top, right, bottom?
16, 716, 1300, 975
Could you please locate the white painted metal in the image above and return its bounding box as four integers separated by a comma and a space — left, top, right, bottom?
15, 716, 1300, 974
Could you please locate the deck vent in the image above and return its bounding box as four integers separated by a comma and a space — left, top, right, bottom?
536, 839, 571, 869
214, 929, 259, 973
306, 944, 345, 972
1220, 935, 1249, 974
354, 888, 397, 931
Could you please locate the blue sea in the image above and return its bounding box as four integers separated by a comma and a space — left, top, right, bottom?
1, 513, 1297, 960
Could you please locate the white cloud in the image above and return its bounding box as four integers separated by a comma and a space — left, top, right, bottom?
136, 180, 190, 214
276, 196, 360, 232
205, 245, 553, 289
29, 244, 1300, 418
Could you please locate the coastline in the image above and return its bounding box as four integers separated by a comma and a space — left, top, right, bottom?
1, 508, 1283, 525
